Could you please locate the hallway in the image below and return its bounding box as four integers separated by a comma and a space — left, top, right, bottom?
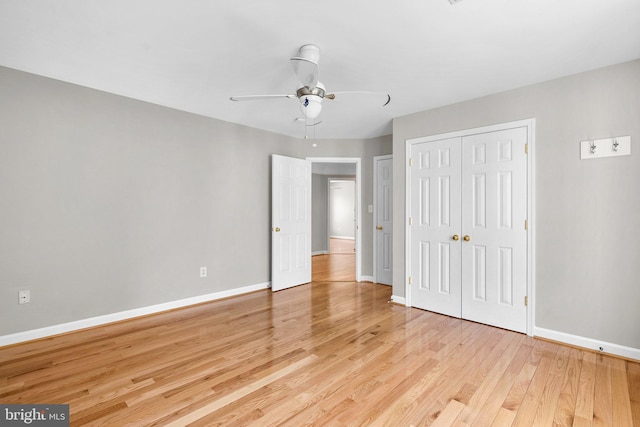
312, 238, 355, 282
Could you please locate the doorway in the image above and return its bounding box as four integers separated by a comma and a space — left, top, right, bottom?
309, 157, 361, 282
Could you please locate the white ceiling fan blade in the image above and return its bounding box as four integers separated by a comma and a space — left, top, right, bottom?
290, 57, 319, 89
229, 94, 296, 102
325, 91, 391, 106
294, 117, 322, 126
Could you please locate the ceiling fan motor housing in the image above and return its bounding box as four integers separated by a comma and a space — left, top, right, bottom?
297, 44, 320, 64
296, 82, 325, 98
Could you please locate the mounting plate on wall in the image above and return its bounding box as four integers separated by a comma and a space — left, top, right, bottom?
580, 136, 631, 160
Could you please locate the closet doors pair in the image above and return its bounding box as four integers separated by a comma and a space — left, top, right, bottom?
408, 125, 529, 333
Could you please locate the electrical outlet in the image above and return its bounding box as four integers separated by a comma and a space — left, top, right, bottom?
19, 290, 30, 304
200, 267, 207, 278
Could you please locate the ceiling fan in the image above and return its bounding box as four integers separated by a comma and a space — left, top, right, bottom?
229, 44, 391, 124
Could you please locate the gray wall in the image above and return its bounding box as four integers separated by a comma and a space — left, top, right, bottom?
393, 59, 640, 349
0, 66, 391, 336
311, 174, 329, 253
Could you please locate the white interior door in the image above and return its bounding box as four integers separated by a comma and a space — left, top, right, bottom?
271, 154, 311, 292
409, 138, 462, 318
460, 128, 528, 332
408, 125, 529, 333
374, 156, 393, 285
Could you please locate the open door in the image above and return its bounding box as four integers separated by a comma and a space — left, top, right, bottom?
271, 154, 311, 291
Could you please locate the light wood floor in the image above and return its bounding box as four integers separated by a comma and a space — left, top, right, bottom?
1, 282, 638, 426
329, 238, 355, 254
312, 253, 356, 282
313, 238, 356, 282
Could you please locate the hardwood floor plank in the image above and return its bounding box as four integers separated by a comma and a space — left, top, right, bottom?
533, 345, 573, 425
610, 357, 634, 426
552, 347, 583, 426
593, 354, 614, 426
574, 351, 597, 423
511, 340, 561, 426
464, 337, 532, 426
0, 281, 638, 426
451, 333, 521, 423
491, 406, 516, 426
572, 415, 594, 427
312, 253, 355, 282
378, 325, 512, 425
164, 355, 319, 426
501, 361, 537, 414
629, 360, 640, 426
430, 399, 465, 427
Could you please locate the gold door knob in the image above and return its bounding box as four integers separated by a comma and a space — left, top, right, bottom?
376, 225, 383, 230
463, 235, 470, 241
452, 234, 459, 241
274, 227, 281, 232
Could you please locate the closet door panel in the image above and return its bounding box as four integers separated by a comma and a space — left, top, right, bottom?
460, 127, 528, 333
410, 137, 462, 318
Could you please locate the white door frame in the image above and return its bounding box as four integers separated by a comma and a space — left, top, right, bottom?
308, 157, 362, 282
373, 154, 393, 285
405, 119, 536, 336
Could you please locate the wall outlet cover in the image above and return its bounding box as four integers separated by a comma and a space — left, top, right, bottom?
19, 290, 30, 304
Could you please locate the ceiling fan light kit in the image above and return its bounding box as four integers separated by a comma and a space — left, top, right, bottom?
297, 81, 325, 119
300, 94, 323, 119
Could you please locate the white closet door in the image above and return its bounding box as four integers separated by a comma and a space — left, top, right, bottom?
460, 127, 528, 332
410, 137, 462, 318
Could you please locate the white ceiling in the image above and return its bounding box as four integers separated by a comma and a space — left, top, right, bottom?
1, 0, 639, 140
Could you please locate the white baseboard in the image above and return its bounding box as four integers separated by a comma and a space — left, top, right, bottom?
312, 250, 329, 256
329, 236, 355, 241
360, 275, 374, 283
0, 281, 271, 347
390, 295, 406, 305
534, 327, 640, 361
15, 286, 636, 362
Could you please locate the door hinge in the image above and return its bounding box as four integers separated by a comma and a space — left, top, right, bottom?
524, 219, 528, 230
408, 217, 413, 226
408, 276, 413, 285
409, 158, 413, 167
525, 143, 529, 155
524, 296, 528, 306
